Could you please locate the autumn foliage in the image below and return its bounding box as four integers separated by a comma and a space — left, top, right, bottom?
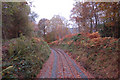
50, 32, 119, 78
63, 33, 78, 39
87, 32, 100, 39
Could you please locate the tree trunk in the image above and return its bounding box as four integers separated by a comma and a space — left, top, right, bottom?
43, 26, 45, 37
90, 18, 93, 33
94, 3, 98, 32
78, 23, 81, 33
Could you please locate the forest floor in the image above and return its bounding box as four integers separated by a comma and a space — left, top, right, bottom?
37, 48, 93, 78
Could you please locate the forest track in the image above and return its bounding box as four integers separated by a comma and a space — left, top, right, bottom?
37, 48, 93, 78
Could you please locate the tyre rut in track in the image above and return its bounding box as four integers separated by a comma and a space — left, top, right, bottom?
54, 49, 75, 78
56, 48, 88, 78
37, 48, 93, 78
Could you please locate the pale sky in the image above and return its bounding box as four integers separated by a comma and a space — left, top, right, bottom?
30, 0, 74, 23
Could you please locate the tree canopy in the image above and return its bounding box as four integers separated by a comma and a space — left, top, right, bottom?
2, 2, 33, 39
70, 1, 120, 38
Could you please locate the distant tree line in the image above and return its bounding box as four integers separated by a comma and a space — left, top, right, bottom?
38, 15, 71, 42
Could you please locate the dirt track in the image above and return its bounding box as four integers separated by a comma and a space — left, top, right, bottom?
37, 48, 93, 78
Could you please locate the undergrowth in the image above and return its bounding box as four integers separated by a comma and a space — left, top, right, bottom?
50, 32, 119, 78
2, 35, 51, 78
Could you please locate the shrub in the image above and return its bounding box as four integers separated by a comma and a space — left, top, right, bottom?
87, 32, 100, 39
2, 35, 51, 78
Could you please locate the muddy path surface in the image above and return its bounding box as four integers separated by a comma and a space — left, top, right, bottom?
37, 48, 93, 78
